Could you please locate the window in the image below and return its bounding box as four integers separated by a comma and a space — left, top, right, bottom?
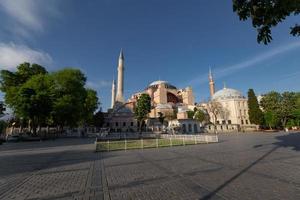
194, 124, 198, 133
246, 120, 249, 124
188, 124, 192, 132
228, 120, 231, 124
131, 122, 134, 126
115, 122, 118, 127
216, 121, 220, 124
241, 120, 244, 125
182, 124, 186, 133
123, 122, 126, 127
222, 120, 226, 124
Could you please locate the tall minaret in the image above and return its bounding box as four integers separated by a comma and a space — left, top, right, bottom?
111, 79, 116, 108
209, 67, 215, 98
115, 49, 125, 102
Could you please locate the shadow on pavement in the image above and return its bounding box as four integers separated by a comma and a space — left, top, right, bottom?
199, 132, 300, 200
273, 132, 300, 151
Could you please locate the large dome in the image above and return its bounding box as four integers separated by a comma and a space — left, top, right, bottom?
212, 88, 244, 100
146, 80, 177, 90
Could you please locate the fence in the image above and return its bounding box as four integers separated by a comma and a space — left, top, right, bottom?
160, 134, 219, 143
95, 134, 218, 152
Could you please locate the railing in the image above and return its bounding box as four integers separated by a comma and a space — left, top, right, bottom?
95, 134, 218, 152
160, 134, 219, 143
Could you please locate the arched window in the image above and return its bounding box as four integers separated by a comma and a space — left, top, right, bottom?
182, 124, 186, 133
194, 124, 198, 133
188, 124, 192, 132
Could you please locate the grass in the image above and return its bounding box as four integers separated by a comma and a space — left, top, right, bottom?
95, 138, 205, 152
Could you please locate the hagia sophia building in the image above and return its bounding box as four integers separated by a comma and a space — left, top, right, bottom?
104, 50, 257, 133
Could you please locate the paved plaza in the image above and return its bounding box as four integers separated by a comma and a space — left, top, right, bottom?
0, 132, 299, 200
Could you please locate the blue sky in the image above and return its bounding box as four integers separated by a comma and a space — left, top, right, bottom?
0, 0, 299, 111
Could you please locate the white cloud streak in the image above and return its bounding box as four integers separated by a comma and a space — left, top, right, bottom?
188, 41, 300, 86
0, 42, 53, 70
0, 0, 42, 31
86, 80, 112, 90
0, 0, 61, 37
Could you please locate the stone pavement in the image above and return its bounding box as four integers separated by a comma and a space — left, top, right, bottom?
0, 132, 300, 200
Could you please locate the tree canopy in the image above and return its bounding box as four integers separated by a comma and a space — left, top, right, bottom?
247, 89, 264, 125
260, 91, 300, 128
0, 63, 99, 135
134, 94, 151, 132
233, 0, 300, 44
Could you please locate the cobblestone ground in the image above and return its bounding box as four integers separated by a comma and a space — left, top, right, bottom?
0, 132, 300, 200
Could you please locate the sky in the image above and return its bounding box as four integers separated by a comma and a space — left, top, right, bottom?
0, 0, 299, 111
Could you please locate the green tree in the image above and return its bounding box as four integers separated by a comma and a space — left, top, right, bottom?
289, 93, 300, 127
157, 112, 165, 125
247, 89, 264, 125
51, 68, 87, 130
81, 89, 99, 126
233, 0, 300, 44
134, 93, 151, 133
15, 74, 54, 134
264, 111, 279, 129
187, 110, 195, 119
280, 92, 298, 127
0, 102, 5, 115
194, 109, 207, 123
260, 91, 298, 128
0, 63, 48, 112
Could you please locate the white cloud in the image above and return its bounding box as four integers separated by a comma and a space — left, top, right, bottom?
0, 0, 61, 37
86, 80, 112, 90
0, 42, 53, 70
0, 0, 42, 31
187, 41, 300, 86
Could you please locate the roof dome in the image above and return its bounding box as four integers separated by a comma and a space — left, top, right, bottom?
212, 88, 244, 100
147, 80, 177, 90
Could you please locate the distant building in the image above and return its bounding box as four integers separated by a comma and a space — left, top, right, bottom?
104, 50, 200, 133
202, 69, 257, 133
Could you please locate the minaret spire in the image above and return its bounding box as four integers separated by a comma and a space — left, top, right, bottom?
115, 49, 125, 102
209, 67, 215, 98
111, 78, 116, 108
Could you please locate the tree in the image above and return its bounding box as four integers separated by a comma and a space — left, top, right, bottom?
81, 89, 99, 126
187, 110, 195, 119
0, 62, 48, 113
0, 102, 5, 115
264, 111, 279, 129
15, 74, 54, 134
247, 89, 264, 125
157, 112, 165, 125
51, 68, 87, 130
194, 109, 207, 123
280, 92, 298, 127
233, 0, 300, 44
206, 100, 225, 134
260, 91, 298, 128
134, 93, 151, 133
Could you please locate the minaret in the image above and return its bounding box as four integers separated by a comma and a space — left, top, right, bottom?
115, 49, 125, 102
111, 79, 116, 108
209, 67, 215, 98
